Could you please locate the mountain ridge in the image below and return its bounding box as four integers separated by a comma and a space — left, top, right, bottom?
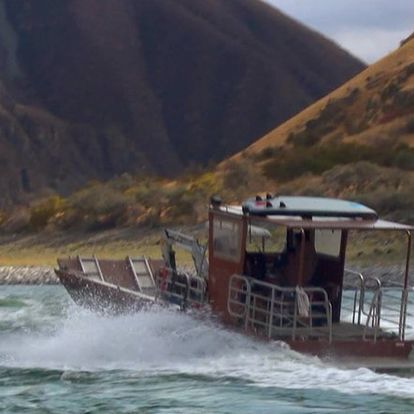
2, 36, 414, 235
0, 0, 364, 206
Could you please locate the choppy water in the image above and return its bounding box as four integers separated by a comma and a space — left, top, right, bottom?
0, 286, 414, 413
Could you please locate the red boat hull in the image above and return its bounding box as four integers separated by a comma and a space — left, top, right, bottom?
287, 338, 414, 359
56, 269, 157, 314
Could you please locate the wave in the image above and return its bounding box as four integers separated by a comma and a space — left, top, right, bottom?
0, 302, 414, 399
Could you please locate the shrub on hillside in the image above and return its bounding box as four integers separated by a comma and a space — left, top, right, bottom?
29, 196, 66, 231
275, 162, 414, 221
223, 161, 250, 190
108, 173, 136, 192
165, 186, 199, 223
394, 148, 414, 169
222, 160, 266, 199
405, 117, 414, 134
322, 162, 409, 197
68, 185, 131, 230
287, 127, 321, 147
287, 89, 359, 147
356, 187, 414, 222
124, 180, 165, 207
262, 142, 414, 182
186, 172, 221, 196
253, 146, 280, 161
380, 81, 400, 102
0, 207, 31, 233
262, 145, 346, 181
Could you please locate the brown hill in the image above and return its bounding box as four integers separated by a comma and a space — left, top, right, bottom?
0, 0, 363, 206
4, 36, 414, 234
218, 34, 414, 221
237, 33, 414, 156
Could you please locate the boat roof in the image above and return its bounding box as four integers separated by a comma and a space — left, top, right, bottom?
217, 205, 414, 231
242, 195, 378, 220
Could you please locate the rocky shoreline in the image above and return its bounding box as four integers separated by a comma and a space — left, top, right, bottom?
0, 266, 59, 285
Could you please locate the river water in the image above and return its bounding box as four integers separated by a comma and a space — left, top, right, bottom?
0, 285, 414, 413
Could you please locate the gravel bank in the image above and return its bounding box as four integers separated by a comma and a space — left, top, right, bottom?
0, 266, 59, 285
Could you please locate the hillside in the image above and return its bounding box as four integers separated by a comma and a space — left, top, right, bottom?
237, 33, 414, 155
218, 33, 414, 221
0, 0, 363, 206
2, 35, 414, 237
2, 35, 414, 269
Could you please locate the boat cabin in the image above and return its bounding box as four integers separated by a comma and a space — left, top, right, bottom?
207, 195, 414, 358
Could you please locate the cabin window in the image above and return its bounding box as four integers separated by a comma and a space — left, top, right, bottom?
246, 221, 285, 253
212, 216, 241, 262
315, 229, 342, 257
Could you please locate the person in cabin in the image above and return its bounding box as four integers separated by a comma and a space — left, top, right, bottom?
280, 230, 317, 287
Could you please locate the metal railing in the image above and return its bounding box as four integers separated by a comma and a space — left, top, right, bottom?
342, 268, 364, 324
343, 268, 413, 342
363, 286, 414, 341
227, 274, 333, 342
156, 267, 207, 309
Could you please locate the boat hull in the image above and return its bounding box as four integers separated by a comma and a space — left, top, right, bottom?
57, 269, 414, 367
287, 338, 414, 360
55, 269, 158, 314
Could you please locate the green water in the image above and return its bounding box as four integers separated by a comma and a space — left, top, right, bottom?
0, 286, 413, 413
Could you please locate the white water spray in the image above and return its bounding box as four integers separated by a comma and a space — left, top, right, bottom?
1, 289, 414, 399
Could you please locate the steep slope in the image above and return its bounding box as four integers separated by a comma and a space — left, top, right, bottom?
217, 34, 414, 221
0, 0, 363, 206
237, 33, 414, 156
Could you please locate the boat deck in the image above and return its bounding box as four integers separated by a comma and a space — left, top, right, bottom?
320, 321, 394, 340
270, 321, 396, 341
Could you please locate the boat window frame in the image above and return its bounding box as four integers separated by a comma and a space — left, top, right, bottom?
212, 214, 242, 263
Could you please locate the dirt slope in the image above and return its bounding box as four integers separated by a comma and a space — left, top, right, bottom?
238, 33, 414, 156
